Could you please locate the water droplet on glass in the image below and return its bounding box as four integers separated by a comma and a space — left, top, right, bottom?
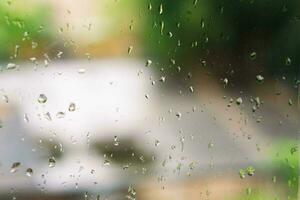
24, 113, 29, 123
236, 97, 243, 105
25, 168, 33, 177
56, 112, 65, 119
48, 158, 56, 168
239, 169, 246, 179
44, 112, 52, 121
189, 86, 194, 93
208, 141, 214, 149
159, 76, 166, 83
78, 68, 86, 74
114, 136, 119, 146
246, 166, 255, 176
128, 46, 133, 55
249, 52, 257, 60
68, 103, 76, 112
256, 75, 264, 83
6, 63, 17, 70
288, 99, 293, 106
155, 139, 160, 146
145, 59, 152, 67
38, 94, 47, 104
175, 112, 182, 119
103, 160, 110, 166
2, 95, 8, 103
10, 162, 21, 173
159, 3, 163, 14
223, 78, 228, 86
285, 57, 292, 66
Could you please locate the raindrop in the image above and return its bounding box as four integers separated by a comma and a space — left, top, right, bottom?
223, 78, 228, 86
175, 112, 182, 119
24, 113, 29, 123
159, 76, 166, 83
239, 169, 246, 179
6, 63, 17, 70
48, 158, 56, 168
148, 3, 152, 10
288, 99, 293, 106
14, 45, 20, 58
44, 112, 52, 121
236, 97, 243, 105
249, 52, 257, 60
189, 86, 194, 93
78, 68, 86, 74
246, 166, 255, 176
68, 103, 76, 112
128, 46, 133, 55
114, 136, 119, 146
256, 75, 264, 83
145, 59, 152, 67
285, 57, 292, 66
103, 160, 110, 166
57, 51, 63, 58
31, 41, 38, 49
159, 4, 163, 14
38, 94, 47, 104
56, 112, 65, 119
155, 139, 160, 146
25, 168, 33, 177
10, 162, 21, 173
2, 95, 8, 103
208, 141, 214, 149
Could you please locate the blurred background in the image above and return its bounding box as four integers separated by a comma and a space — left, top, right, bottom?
0, 0, 299, 199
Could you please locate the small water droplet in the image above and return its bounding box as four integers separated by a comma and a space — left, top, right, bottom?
56, 112, 65, 119
189, 86, 194, 93
78, 68, 86, 74
25, 168, 33, 177
114, 136, 119, 146
285, 57, 292, 66
24, 113, 29, 123
159, 3, 163, 14
38, 94, 47, 104
128, 46, 133, 55
208, 141, 214, 149
2, 95, 8, 103
68, 103, 76, 112
6, 63, 17, 70
145, 59, 152, 67
256, 75, 264, 83
175, 112, 181, 119
246, 166, 255, 176
48, 158, 56, 168
223, 78, 228, 85
10, 162, 21, 173
236, 97, 243, 105
155, 139, 160, 146
103, 160, 110, 166
159, 76, 166, 83
239, 169, 246, 179
249, 52, 257, 60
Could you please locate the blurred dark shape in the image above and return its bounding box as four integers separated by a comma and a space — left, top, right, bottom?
139, 0, 300, 85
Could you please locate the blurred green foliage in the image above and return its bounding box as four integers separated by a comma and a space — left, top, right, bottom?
269, 140, 298, 199
136, 0, 300, 81
0, 2, 54, 60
